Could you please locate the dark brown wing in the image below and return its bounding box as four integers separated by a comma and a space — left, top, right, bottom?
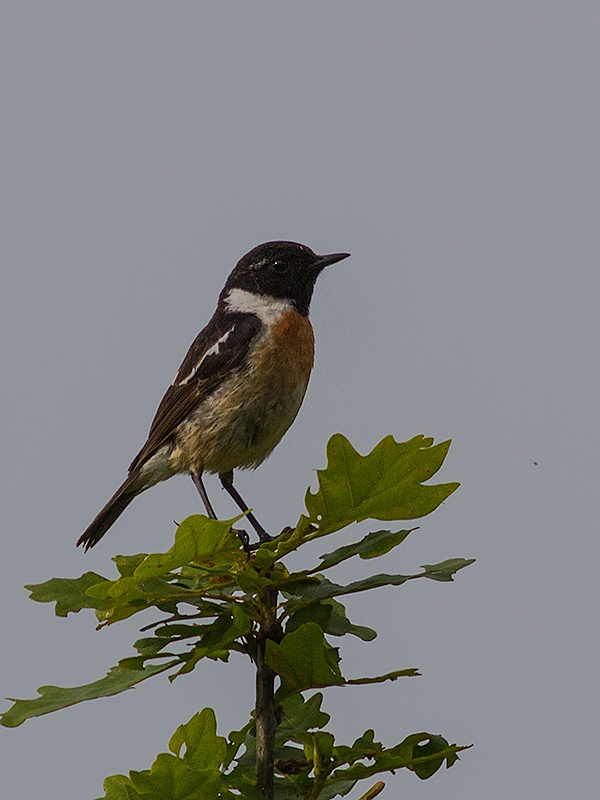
129, 312, 262, 473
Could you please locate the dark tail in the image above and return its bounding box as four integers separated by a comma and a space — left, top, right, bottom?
76, 476, 139, 551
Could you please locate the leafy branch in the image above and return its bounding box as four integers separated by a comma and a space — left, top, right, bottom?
2, 433, 473, 799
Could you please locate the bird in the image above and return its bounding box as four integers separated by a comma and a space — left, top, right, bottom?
76, 241, 350, 551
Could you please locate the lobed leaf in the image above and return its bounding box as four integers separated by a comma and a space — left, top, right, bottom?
266, 623, 345, 697
25, 572, 109, 616
283, 557, 475, 606
87, 575, 195, 626
286, 599, 376, 642
112, 554, 148, 578
411, 733, 463, 779
168, 708, 227, 770
329, 731, 466, 783
80, 515, 271, 628
278, 693, 331, 739
132, 515, 241, 580
1, 661, 177, 727
305, 434, 459, 535
313, 528, 416, 572
173, 603, 252, 677
98, 709, 229, 800
102, 757, 223, 800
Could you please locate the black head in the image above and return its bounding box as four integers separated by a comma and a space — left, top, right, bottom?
221, 241, 350, 316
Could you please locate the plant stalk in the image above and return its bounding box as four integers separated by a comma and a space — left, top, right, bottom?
255, 587, 278, 799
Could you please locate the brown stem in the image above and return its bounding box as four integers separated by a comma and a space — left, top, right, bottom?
255, 588, 278, 799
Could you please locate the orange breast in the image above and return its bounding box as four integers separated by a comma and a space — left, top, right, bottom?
252, 309, 315, 392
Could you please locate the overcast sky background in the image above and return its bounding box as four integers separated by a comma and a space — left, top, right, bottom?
1, 3, 599, 798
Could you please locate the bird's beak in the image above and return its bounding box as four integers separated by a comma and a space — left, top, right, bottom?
314, 252, 351, 271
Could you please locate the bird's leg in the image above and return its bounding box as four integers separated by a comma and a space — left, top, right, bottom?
191, 471, 217, 519
192, 470, 252, 553
220, 470, 272, 542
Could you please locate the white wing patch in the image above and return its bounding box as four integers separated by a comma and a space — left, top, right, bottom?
175, 328, 232, 386
225, 288, 292, 326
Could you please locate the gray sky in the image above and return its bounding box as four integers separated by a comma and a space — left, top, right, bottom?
2, 2, 599, 798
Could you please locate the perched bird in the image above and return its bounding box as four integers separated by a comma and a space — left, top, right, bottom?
77, 241, 350, 551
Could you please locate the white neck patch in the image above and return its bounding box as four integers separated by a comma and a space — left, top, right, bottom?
225, 288, 292, 326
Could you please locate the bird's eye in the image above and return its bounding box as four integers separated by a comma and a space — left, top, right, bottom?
271, 259, 289, 273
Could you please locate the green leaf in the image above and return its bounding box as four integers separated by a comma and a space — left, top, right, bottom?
283, 558, 475, 605
313, 529, 415, 572
329, 732, 466, 783
87, 575, 194, 626
25, 572, 109, 616
300, 730, 335, 769
132, 515, 241, 580
266, 623, 345, 697
122, 756, 222, 800
112, 554, 149, 578
278, 693, 331, 739
346, 669, 419, 685
317, 780, 357, 800
286, 600, 376, 642
98, 709, 229, 799
270, 514, 318, 560
168, 708, 227, 770
286, 603, 333, 634
324, 599, 377, 642
411, 733, 462, 779
419, 557, 476, 582
333, 729, 382, 767
77, 516, 260, 627
224, 718, 255, 770
1, 661, 177, 727
96, 774, 136, 800
117, 629, 191, 671
305, 434, 459, 535
173, 603, 253, 677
